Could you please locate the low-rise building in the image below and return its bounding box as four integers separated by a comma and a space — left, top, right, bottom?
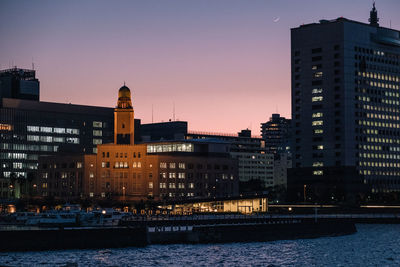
37, 85, 238, 201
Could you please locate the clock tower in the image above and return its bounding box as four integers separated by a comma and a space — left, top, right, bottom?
114, 84, 134, 145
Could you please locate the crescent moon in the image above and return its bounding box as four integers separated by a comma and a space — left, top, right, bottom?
273, 17, 280, 23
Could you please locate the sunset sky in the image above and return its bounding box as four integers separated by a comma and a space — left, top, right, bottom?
1, 0, 399, 134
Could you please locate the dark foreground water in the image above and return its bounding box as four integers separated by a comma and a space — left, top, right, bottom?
1, 224, 400, 266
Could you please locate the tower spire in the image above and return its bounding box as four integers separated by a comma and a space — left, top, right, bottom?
369, 2, 379, 27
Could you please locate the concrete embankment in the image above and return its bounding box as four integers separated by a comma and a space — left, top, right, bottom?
0, 217, 357, 251
147, 220, 356, 244
0, 226, 147, 251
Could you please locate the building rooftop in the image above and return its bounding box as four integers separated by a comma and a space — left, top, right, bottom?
1, 97, 114, 116
294, 16, 399, 34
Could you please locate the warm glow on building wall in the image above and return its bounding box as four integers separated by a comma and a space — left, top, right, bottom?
114, 85, 135, 145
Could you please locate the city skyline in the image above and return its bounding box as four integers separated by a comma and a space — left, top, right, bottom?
1, 0, 400, 133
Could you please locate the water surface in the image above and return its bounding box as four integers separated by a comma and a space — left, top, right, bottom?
1, 224, 399, 266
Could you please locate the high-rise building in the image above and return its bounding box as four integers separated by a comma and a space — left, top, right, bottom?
289, 4, 400, 200
260, 113, 291, 154
0, 67, 39, 101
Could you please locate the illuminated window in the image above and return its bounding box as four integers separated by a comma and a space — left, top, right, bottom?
312, 88, 323, 94
312, 96, 323, 102
317, 145, 324, 150
313, 170, 323, 175
40, 136, 53, 142
54, 137, 65, 143
312, 112, 323, 118
169, 172, 176, 179
169, 163, 176, 169
312, 121, 323, 126
27, 135, 40, 142
40, 127, 52, 133
313, 71, 323, 78
54, 127, 65, 134
169, 183, 176, 189
66, 128, 79, 135
93, 139, 102, 145
160, 162, 167, 168
178, 163, 186, 169
27, 126, 40, 132
93, 121, 103, 128
148, 182, 153, 189
66, 137, 79, 144
178, 173, 186, 179
312, 162, 324, 167
93, 130, 102, 136
160, 182, 166, 189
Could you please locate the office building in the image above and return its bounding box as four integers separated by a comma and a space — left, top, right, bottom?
140, 121, 187, 142
37, 85, 239, 201
0, 67, 39, 101
186, 129, 275, 191
260, 113, 291, 154
289, 4, 400, 201
0, 98, 115, 198
0, 68, 117, 199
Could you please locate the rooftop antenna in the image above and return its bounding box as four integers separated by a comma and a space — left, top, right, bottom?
31, 57, 35, 70
173, 102, 175, 121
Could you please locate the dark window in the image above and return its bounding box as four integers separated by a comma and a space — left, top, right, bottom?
312, 48, 322, 54
312, 104, 323, 110
312, 56, 322, 62
312, 80, 322, 86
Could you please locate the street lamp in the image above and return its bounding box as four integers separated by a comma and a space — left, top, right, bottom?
303, 184, 307, 202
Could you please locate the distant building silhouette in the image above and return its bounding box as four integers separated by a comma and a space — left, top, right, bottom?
260, 113, 291, 154
289, 4, 400, 202
0, 67, 39, 101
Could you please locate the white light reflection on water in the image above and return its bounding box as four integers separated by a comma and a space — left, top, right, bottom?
1, 224, 400, 267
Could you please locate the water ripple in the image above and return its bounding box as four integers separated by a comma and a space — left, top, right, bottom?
1, 224, 400, 267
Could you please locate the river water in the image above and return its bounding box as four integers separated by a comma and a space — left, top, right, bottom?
1, 224, 399, 266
